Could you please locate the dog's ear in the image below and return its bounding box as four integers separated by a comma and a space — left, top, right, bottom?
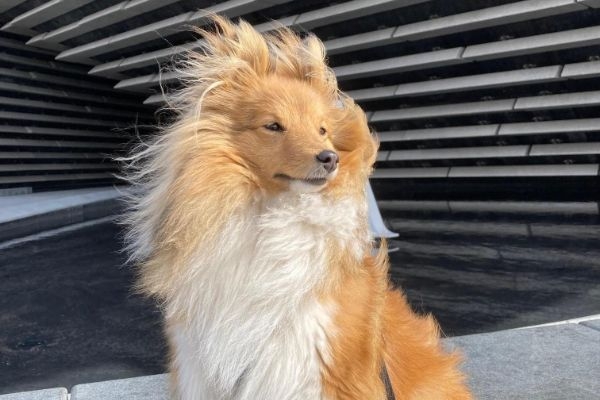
332, 99, 378, 167
200, 15, 271, 76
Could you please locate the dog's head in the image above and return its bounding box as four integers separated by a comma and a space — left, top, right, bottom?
231, 75, 378, 197
124, 16, 378, 286
174, 16, 377, 197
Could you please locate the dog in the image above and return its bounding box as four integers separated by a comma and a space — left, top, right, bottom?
122, 16, 472, 400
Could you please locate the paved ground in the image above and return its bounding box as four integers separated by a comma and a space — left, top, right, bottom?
386, 203, 600, 335
0, 221, 166, 395
1, 204, 599, 394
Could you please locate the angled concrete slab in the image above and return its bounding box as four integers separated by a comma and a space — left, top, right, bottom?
0, 388, 67, 400
0, 187, 123, 242
446, 323, 600, 399
70, 374, 169, 400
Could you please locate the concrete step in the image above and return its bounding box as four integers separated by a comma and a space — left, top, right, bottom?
2, 316, 598, 399
0, 186, 123, 242
0, 388, 67, 400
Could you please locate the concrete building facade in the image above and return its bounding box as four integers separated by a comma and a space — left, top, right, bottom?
1, 0, 599, 199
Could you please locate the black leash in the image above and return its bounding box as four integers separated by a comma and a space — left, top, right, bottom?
381, 361, 396, 400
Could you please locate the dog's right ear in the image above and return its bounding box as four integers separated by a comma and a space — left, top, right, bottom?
332, 99, 378, 167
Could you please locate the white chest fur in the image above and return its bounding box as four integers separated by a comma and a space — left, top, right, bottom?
166, 193, 367, 400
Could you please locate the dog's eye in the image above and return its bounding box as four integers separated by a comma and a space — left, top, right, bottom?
319, 127, 327, 136
265, 122, 284, 132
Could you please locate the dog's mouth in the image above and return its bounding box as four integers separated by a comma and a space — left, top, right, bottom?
274, 173, 328, 186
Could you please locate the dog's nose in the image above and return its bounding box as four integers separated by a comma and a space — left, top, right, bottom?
316, 150, 339, 173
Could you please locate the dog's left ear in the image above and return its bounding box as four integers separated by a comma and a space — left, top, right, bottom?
363, 128, 379, 168
332, 100, 378, 168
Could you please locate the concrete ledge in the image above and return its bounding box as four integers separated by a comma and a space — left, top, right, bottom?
447, 317, 600, 399
3, 317, 598, 399
70, 374, 169, 400
0, 388, 68, 400
0, 187, 123, 242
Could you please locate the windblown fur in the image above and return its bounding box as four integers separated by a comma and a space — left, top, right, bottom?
122, 16, 471, 400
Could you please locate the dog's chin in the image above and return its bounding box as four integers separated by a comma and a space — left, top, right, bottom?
289, 179, 327, 193
276, 170, 338, 194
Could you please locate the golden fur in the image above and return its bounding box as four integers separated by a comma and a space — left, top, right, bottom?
123, 16, 472, 400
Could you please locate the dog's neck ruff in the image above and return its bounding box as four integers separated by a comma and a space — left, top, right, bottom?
167, 192, 369, 400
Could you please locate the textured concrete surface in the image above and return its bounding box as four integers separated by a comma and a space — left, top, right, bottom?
447, 321, 600, 399
3, 318, 599, 399
70, 374, 169, 400
0, 388, 67, 400
0, 187, 123, 241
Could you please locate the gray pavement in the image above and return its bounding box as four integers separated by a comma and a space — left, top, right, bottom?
0, 187, 165, 395
447, 317, 600, 399
70, 374, 169, 400
1, 195, 598, 397
0, 388, 67, 400
0, 220, 166, 395
2, 317, 599, 399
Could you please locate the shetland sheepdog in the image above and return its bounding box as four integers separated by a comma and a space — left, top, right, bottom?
123, 16, 471, 400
